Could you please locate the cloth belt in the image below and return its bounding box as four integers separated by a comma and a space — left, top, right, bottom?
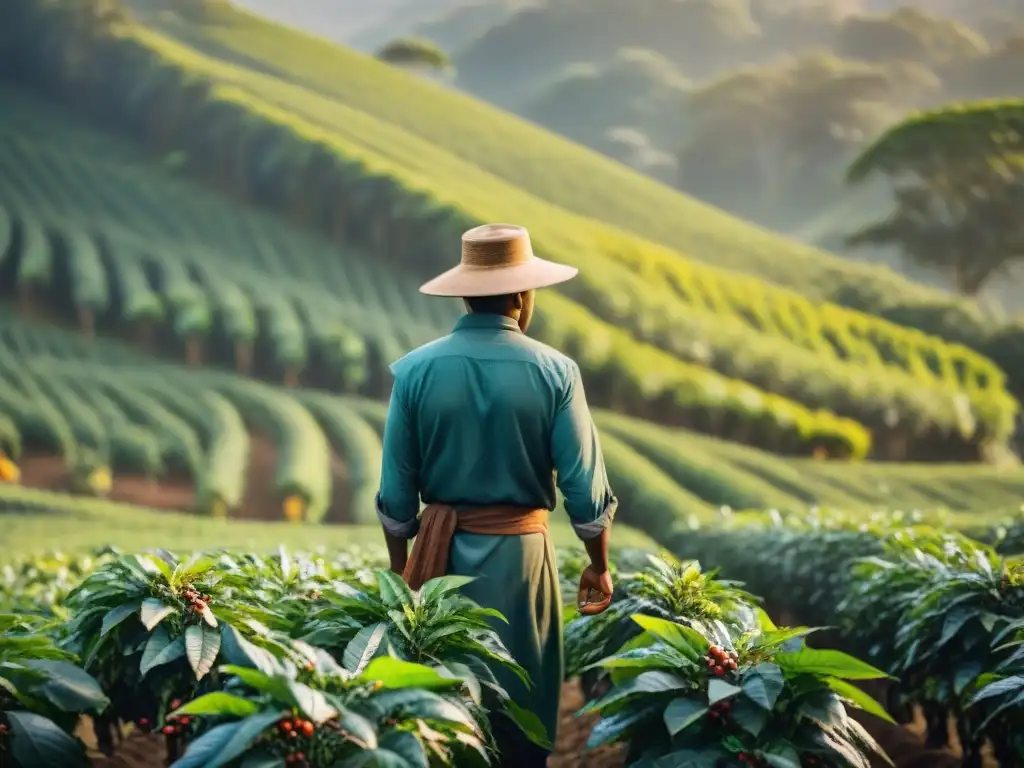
402, 503, 549, 591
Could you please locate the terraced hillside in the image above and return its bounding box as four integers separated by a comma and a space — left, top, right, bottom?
116, 0, 1024, 367
0, 69, 1017, 464
3, 311, 1024, 546
1, 0, 1024, 548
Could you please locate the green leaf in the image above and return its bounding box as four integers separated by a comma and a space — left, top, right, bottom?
286, 680, 338, 724
824, 678, 896, 724
170, 692, 260, 718
219, 624, 283, 676
140, 598, 175, 631
730, 698, 768, 737
23, 660, 109, 715
138, 553, 174, 583
200, 603, 219, 629
581, 670, 689, 715
368, 688, 475, 730
359, 657, 459, 691
186, 623, 222, 681
752, 627, 819, 650
418, 575, 475, 605
240, 750, 286, 768
379, 730, 429, 767
141, 630, 185, 677
762, 744, 801, 768
586, 703, 662, 748
101, 602, 140, 636
630, 615, 705, 659
708, 679, 742, 705
170, 721, 241, 768
7, 710, 89, 768
663, 697, 708, 736
650, 747, 728, 768
177, 709, 284, 768
344, 623, 389, 673
590, 644, 695, 673
507, 701, 553, 750
775, 649, 890, 680
336, 749, 413, 767
742, 663, 784, 710
375, 570, 414, 608
969, 674, 1024, 706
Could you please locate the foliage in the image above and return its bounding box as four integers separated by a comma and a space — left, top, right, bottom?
839, 533, 1024, 763
846, 98, 1024, 296
168, 659, 488, 767
0, 613, 109, 767
669, 518, 1024, 767
30, 546, 551, 764
574, 556, 894, 768
2, 0, 1021, 461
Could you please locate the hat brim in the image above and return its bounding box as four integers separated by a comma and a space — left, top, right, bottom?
419, 257, 578, 297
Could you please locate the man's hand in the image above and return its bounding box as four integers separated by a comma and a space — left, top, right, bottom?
577, 565, 613, 616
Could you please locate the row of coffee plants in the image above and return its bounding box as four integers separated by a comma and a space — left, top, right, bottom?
0, 546, 894, 767
3, 0, 1020, 461
669, 518, 1024, 766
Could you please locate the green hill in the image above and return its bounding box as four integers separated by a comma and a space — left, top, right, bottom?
4, 0, 1021, 462
121, 1, 1020, 347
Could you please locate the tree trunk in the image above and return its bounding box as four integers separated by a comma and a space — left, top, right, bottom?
19, 284, 33, 315
136, 318, 154, 348
235, 340, 253, 376
283, 367, 299, 388
372, 214, 387, 257
78, 306, 95, 339
185, 336, 203, 367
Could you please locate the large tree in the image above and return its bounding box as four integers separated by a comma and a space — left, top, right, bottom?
845, 99, 1024, 295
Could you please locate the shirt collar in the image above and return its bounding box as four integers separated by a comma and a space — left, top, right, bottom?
453, 313, 522, 333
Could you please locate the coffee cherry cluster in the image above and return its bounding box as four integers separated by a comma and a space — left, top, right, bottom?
162, 700, 191, 737
278, 716, 315, 765
704, 645, 738, 676
708, 699, 731, 722
183, 586, 212, 613
0, 722, 8, 738
737, 752, 763, 766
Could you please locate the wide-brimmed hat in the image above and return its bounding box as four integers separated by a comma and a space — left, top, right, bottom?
418, 223, 578, 297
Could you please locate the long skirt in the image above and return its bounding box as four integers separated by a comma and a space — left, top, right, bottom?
448, 531, 563, 764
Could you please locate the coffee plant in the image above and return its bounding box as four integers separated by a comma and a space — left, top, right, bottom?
0, 613, 109, 767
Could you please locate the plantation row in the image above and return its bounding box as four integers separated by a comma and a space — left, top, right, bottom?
135, 0, 1024, 375
0, 112, 880, 463
670, 515, 1024, 766
0, 126, 1011, 463
5, 313, 1024, 540
0, 1, 1020, 460
1, 545, 899, 767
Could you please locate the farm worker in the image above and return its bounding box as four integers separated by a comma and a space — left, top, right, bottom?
376, 223, 617, 767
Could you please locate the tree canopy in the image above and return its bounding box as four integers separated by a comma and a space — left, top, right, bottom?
846, 99, 1024, 295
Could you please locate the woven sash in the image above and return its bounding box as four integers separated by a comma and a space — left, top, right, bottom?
402, 503, 548, 590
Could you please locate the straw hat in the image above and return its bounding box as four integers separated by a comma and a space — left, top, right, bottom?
418, 223, 578, 297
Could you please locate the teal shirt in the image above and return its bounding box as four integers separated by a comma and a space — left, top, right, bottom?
375, 312, 617, 745
375, 312, 617, 540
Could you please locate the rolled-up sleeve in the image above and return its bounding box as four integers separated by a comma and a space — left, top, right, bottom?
376, 374, 421, 539
551, 363, 617, 540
